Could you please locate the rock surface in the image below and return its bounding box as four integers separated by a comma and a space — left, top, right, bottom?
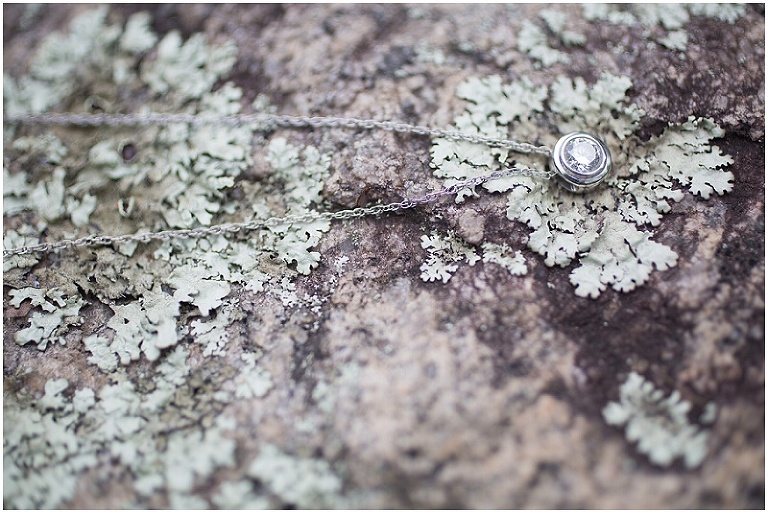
3, 4, 764, 509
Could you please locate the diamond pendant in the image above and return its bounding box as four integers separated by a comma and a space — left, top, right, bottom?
550, 132, 612, 193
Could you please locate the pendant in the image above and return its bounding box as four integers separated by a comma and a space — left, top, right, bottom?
550, 132, 612, 193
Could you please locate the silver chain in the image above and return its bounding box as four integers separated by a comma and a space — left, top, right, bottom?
3, 167, 549, 257
3, 113, 553, 257
3, 113, 552, 156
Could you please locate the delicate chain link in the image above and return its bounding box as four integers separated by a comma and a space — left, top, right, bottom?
3, 167, 550, 257
4, 111, 553, 257
3, 113, 552, 156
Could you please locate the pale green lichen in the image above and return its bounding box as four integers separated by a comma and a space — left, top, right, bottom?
581, 4, 638, 26
517, 20, 571, 67
38, 378, 71, 411
430, 73, 732, 297
582, 3, 746, 52
106, 285, 181, 364
481, 242, 528, 276
603, 372, 712, 468
567, 212, 678, 298
4, 378, 99, 509
212, 480, 271, 509
420, 230, 480, 283
5, 6, 334, 369
141, 31, 236, 100
163, 417, 237, 492
9, 287, 66, 312
539, 9, 587, 47
118, 11, 157, 54
190, 299, 245, 357
4, 349, 252, 509
516, 8, 587, 67
633, 4, 691, 30
13, 288, 85, 350
3, 9, 346, 506
264, 137, 333, 274
3, 227, 41, 272
248, 444, 344, 508
3, 7, 119, 116
687, 3, 746, 23
83, 334, 119, 372
584, 3, 746, 27
234, 353, 274, 399
658, 30, 689, 52
167, 263, 231, 316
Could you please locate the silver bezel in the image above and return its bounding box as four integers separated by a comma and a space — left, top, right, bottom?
550, 132, 612, 193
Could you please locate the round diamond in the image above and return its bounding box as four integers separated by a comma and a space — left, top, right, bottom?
549, 132, 612, 193
564, 137, 600, 174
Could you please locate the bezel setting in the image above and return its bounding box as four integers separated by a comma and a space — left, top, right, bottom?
550, 132, 612, 193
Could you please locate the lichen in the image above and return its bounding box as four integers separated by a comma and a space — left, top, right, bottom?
5, 6, 335, 369
2, 4, 750, 509
3, 341, 257, 508
539, 9, 587, 47
658, 30, 689, 52
247, 444, 344, 508
420, 230, 480, 283
264, 137, 332, 274
481, 242, 528, 276
233, 353, 274, 399
3, 9, 339, 507
517, 20, 571, 67
212, 480, 271, 509
163, 417, 237, 493
190, 299, 244, 357
3, 7, 120, 116
687, 3, 746, 23
141, 31, 236, 101
13, 288, 85, 350
582, 3, 746, 52
603, 372, 712, 468
106, 285, 182, 364
4, 378, 98, 509
3, 227, 41, 272
515, 8, 587, 67
430, 73, 732, 297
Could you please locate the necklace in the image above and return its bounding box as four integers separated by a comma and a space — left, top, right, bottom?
3, 112, 612, 257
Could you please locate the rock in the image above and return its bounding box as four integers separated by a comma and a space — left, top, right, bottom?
3, 4, 763, 509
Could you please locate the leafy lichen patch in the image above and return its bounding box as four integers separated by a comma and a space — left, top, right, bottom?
13, 288, 85, 350
603, 372, 713, 468
514, 7, 587, 67
429, 73, 733, 297
3, 7, 341, 508
2, 3, 760, 509
582, 3, 747, 52
420, 230, 480, 283
517, 20, 572, 67
481, 242, 527, 276
247, 443, 344, 508
539, 9, 587, 47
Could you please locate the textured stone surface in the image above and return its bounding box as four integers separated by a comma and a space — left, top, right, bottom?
3, 4, 764, 509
